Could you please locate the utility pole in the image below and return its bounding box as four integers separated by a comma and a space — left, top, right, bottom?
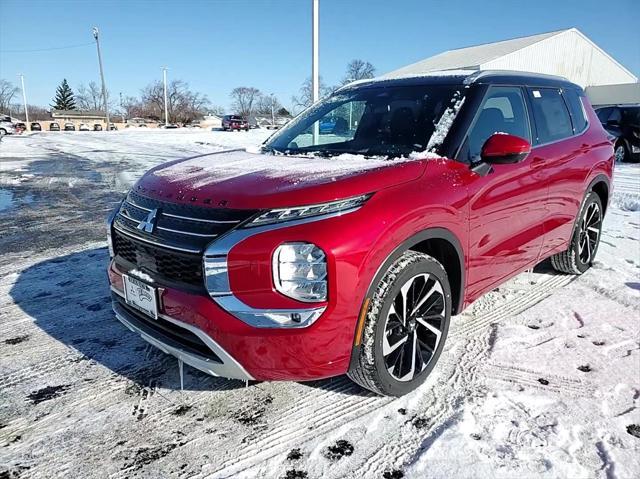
311, 0, 319, 143
92, 27, 110, 129
270, 93, 275, 126
162, 67, 169, 127
18, 74, 29, 127
119, 92, 124, 123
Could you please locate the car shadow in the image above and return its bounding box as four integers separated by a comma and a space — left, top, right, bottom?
9, 247, 246, 392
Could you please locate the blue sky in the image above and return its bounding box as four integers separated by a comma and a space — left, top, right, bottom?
1, 0, 639, 111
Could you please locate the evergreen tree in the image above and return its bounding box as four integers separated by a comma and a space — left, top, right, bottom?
52, 79, 76, 110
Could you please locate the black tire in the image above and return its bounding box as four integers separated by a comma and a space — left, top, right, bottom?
614, 141, 628, 163
348, 250, 452, 396
550, 191, 603, 274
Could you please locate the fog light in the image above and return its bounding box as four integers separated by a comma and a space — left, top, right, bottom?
273, 243, 327, 302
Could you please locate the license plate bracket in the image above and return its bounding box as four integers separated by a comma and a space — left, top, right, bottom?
122, 274, 158, 319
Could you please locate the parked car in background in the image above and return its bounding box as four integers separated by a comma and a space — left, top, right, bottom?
595, 105, 640, 162
93, 124, 103, 131
106, 71, 613, 396
64, 122, 75, 131
160, 124, 179, 129
79, 123, 90, 131
15, 122, 26, 133
109, 123, 118, 131
222, 115, 249, 131
49, 122, 60, 131
0, 122, 16, 136
31, 122, 42, 131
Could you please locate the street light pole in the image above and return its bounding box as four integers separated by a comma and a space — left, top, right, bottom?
270, 93, 275, 126
18, 74, 29, 126
162, 67, 169, 127
92, 27, 110, 129
311, 0, 319, 143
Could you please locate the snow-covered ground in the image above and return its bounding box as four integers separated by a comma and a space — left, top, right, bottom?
0, 130, 639, 479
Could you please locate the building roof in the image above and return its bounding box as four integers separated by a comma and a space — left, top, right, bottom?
51, 109, 106, 118
386, 30, 566, 78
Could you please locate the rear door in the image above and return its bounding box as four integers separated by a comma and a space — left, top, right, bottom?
526, 87, 589, 255
463, 86, 547, 299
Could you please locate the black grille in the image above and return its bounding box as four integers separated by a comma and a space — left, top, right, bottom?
112, 192, 258, 289
113, 232, 203, 286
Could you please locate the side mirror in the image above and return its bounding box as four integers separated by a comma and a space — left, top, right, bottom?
481, 133, 531, 164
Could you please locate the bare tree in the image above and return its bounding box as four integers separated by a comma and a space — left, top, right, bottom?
76, 81, 105, 110
229, 87, 261, 119
291, 76, 331, 111
140, 80, 210, 123
342, 59, 376, 85
0, 79, 20, 113
256, 94, 283, 117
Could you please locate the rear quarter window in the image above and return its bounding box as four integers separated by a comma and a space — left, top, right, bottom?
528, 88, 573, 144
563, 89, 588, 134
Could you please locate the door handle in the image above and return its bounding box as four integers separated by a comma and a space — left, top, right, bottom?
530, 157, 545, 169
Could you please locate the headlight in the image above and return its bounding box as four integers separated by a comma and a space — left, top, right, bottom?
273, 243, 327, 302
245, 194, 371, 227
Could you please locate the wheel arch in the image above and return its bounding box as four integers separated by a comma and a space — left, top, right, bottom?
587, 174, 610, 216
347, 227, 465, 372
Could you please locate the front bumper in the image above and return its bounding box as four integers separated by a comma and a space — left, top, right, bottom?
111, 287, 253, 380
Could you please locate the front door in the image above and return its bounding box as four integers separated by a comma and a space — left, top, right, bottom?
462, 86, 547, 300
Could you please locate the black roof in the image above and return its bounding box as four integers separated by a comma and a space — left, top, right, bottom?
337, 69, 581, 92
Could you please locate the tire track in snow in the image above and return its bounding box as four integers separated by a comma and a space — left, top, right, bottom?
205, 272, 576, 477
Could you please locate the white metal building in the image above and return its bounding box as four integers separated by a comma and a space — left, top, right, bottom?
385, 28, 637, 91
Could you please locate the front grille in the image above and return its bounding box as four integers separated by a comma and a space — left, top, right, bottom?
113, 232, 204, 286
112, 191, 258, 288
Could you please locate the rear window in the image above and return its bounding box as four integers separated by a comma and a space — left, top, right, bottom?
528, 88, 573, 144
563, 89, 588, 134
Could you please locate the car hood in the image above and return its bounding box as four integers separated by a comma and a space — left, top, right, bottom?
135, 149, 430, 209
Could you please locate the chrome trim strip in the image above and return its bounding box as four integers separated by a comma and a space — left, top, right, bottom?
126, 199, 241, 224
125, 199, 151, 212
203, 207, 363, 328
118, 210, 141, 223
156, 225, 219, 238
111, 287, 253, 380
162, 211, 241, 224
113, 224, 201, 254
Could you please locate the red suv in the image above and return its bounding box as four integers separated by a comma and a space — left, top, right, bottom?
107, 71, 613, 396
222, 115, 249, 131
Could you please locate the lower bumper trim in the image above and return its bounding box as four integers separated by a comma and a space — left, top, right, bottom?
111, 288, 253, 381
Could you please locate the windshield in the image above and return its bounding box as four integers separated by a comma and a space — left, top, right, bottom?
265, 84, 462, 157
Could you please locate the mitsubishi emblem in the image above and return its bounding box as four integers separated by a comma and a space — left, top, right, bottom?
137, 208, 159, 233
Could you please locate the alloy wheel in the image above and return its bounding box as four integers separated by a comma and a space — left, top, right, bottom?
382, 273, 445, 382
578, 201, 601, 264
615, 145, 625, 163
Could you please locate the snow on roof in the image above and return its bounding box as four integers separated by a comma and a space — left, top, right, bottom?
384, 30, 567, 78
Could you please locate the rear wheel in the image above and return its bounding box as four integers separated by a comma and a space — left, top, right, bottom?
550, 191, 603, 274
615, 141, 628, 163
348, 251, 451, 396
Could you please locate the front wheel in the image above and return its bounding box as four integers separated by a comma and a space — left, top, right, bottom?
550, 191, 603, 274
348, 251, 451, 396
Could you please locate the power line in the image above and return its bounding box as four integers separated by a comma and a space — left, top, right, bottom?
0, 42, 94, 54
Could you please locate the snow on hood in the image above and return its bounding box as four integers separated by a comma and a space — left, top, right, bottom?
139, 149, 441, 209
151, 150, 419, 188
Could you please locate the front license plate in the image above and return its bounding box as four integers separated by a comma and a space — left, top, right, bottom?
122, 274, 158, 319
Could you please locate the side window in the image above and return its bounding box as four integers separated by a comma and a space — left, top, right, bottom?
596, 107, 612, 123
466, 86, 531, 162
563, 89, 588, 134
528, 88, 573, 144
